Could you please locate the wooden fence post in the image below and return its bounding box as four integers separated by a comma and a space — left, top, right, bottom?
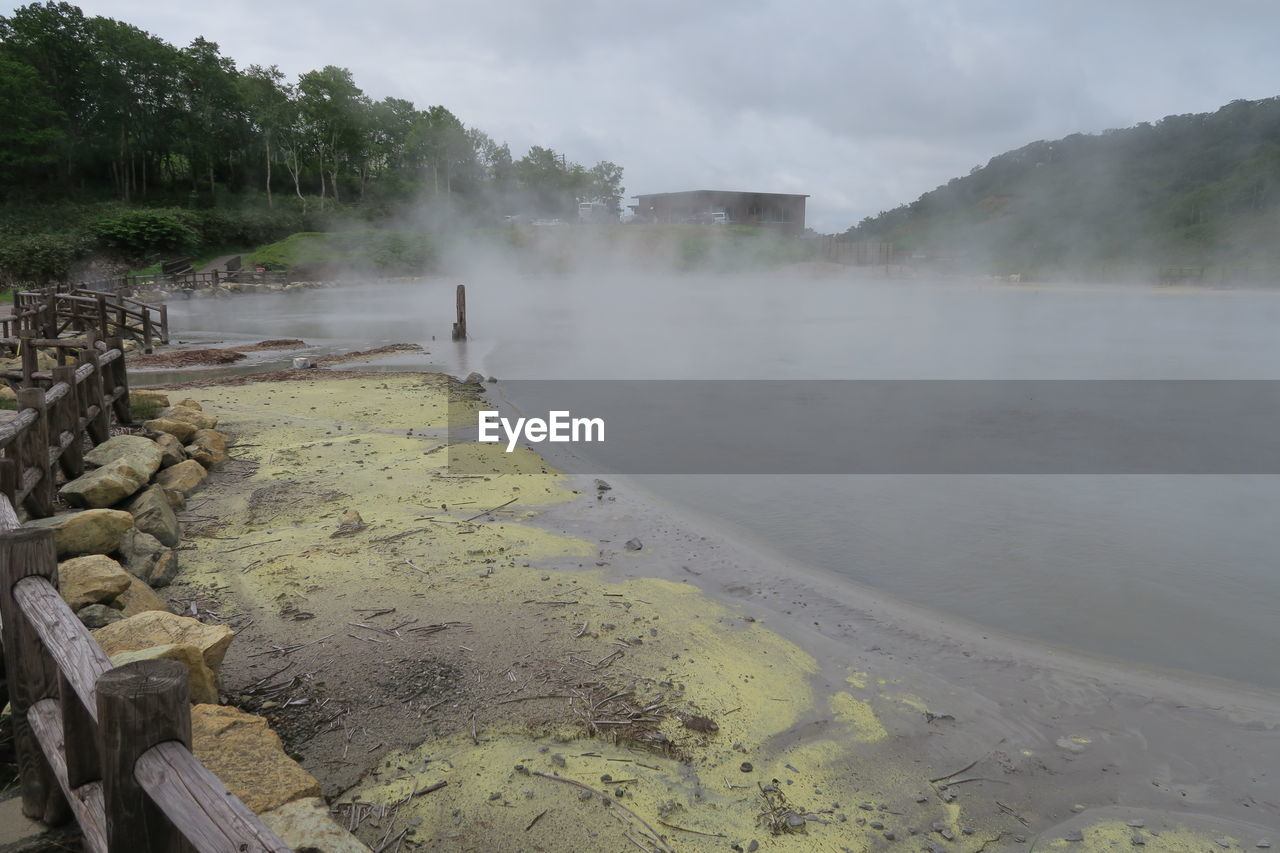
107, 337, 132, 425
0, 527, 71, 823
97, 659, 192, 853
78, 340, 110, 446
452, 284, 467, 341
159, 304, 170, 344
17, 388, 55, 518
51, 365, 84, 480
19, 329, 37, 388
96, 293, 110, 340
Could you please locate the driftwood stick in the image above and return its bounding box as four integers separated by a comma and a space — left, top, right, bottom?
531, 772, 675, 853
463, 496, 518, 523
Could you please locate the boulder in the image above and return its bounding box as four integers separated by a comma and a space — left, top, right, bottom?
94, 610, 233, 671
185, 429, 229, 468
25, 509, 134, 558
83, 435, 164, 477
190, 704, 322, 813
130, 389, 170, 410
152, 432, 188, 468
174, 398, 203, 411
59, 463, 146, 509
110, 644, 218, 704
116, 528, 178, 587
0, 383, 15, 402
77, 603, 124, 629
159, 405, 218, 431
260, 798, 368, 853
116, 575, 169, 617
126, 485, 181, 547
155, 460, 208, 497
57, 554, 132, 610
144, 417, 197, 443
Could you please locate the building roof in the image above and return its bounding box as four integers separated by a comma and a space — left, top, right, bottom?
632, 189, 810, 199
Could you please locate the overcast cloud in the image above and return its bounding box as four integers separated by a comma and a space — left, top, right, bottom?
68, 0, 1280, 232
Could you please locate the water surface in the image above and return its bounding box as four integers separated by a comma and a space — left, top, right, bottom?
163, 275, 1280, 686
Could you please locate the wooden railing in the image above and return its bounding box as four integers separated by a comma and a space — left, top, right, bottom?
82, 269, 291, 295
0, 513, 291, 852
3, 288, 168, 354
0, 334, 128, 516
0, 334, 292, 851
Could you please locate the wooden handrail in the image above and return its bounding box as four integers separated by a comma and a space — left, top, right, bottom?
0, 338, 294, 851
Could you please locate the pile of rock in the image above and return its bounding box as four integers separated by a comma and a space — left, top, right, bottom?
18, 391, 367, 852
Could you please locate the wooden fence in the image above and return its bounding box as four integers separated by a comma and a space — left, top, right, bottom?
82, 269, 291, 295
0, 335, 292, 851
3, 288, 169, 354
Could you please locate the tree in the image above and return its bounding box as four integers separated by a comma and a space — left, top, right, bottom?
241, 64, 291, 207
297, 65, 367, 206
0, 54, 64, 183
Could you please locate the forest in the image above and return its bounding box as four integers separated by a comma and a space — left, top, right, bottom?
0, 2, 625, 283
845, 96, 1280, 278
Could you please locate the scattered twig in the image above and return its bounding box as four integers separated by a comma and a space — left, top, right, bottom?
222, 538, 283, 553
929, 740, 1004, 784
463, 496, 518, 522
657, 819, 726, 838
530, 772, 675, 853
525, 808, 548, 831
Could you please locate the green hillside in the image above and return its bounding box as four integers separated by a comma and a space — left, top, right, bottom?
845, 97, 1280, 280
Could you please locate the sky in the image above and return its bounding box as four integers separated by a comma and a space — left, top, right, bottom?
66, 0, 1280, 233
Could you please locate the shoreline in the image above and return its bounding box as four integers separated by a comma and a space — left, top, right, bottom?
159, 368, 1278, 851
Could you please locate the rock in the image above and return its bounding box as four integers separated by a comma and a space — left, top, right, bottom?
158, 404, 218, 431
155, 459, 208, 497
94, 611, 233, 671
259, 798, 368, 853
117, 528, 179, 587
152, 432, 188, 468
130, 389, 170, 410
110, 644, 218, 704
83, 435, 164, 476
116, 575, 170, 617
595, 479, 612, 491
487, 375, 497, 383
330, 509, 364, 538
464, 372, 485, 385
174, 398, 203, 411
624, 538, 643, 551
77, 603, 124, 629
59, 461, 149, 508
126, 485, 181, 548
145, 417, 198, 443
163, 489, 186, 510
57, 554, 132, 610
1064, 830, 1084, 842
190, 704, 322, 813
185, 429, 229, 468
0, 383, 15, 402
25, 509, 134, 558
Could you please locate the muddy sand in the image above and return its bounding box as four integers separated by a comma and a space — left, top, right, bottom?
161, 371, 1278, 852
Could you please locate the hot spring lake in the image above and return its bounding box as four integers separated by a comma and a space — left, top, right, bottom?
159, 274, 1280, 688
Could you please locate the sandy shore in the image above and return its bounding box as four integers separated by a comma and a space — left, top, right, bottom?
161, 370, 1278, 852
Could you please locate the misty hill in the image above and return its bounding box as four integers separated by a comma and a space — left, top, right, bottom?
845, 97, 1280, 279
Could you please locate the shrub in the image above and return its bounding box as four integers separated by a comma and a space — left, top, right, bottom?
91, 210, 198, 259
0, 233, 91, 286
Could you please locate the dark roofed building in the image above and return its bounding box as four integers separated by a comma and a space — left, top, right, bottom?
630, 190, 808, 236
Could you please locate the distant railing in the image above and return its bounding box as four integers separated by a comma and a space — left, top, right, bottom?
3, 288, 168, 354
82, 269, 291, 296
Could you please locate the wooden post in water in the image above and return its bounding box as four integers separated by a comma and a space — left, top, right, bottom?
452, 284, 467, 341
